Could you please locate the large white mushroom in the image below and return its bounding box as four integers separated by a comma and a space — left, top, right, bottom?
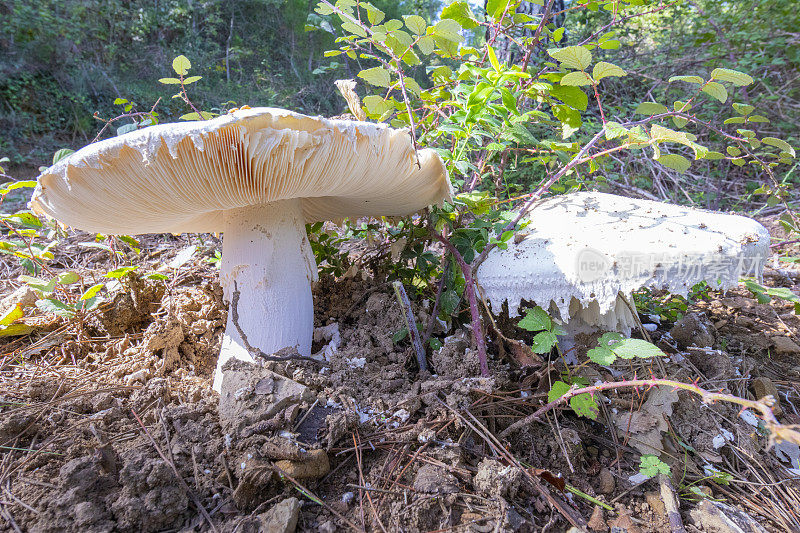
30, 107, 450, 390
477, 191, 770, 340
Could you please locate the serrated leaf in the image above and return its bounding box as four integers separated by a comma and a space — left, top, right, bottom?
440, 1, 478, 29
53, 148, 74, 164
570, 393, 599, 420
365, 4, 385, 24
762, 137, 795, 157
547, 46, 592, 70
172, 55, 191, 76
732, 103, 754, 115
560, 71, 593, 86
548, 381, 571, 403
702, 81, 728, 103
550, 85, 588, 111
363, 95, 392, 116
657, 154, 690, 173
639, 455, 671, 477
433, 19, 464, 42
711, 68, 753, 86
403, 14, 426, 35
532, 331, 557, 354
668, 75, 704, 84
592, 61, 626, 81
417, 35, 435, 55
611, 338, 666, 359
358, 66, 390, 88
635, 102, 668, 115
588, 345, 616, 365
159, 77, 182, 84
518, 306, 551, 332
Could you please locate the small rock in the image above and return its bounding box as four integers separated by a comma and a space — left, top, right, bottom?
218, 359, 313, 436
587, 506, 605, 531
258, 497, 300, 533
274, 449, 330, 480
412, 463, 459, 494
0, 285, 37, 315
645, 490, 665, 517
689, 499, 768, 533
317, 520, 337, 533
473, 458, 523, 499
751, 377, 783, 417
771, 336, 800, 355
670, 313, 715, 349
595, 467, 615, 495
608, 509, 643, 533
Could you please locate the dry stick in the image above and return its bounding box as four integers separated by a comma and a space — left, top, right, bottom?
391, 281, 427, 372
130, 409, 218, 533
659, 474, 686, 533
422, 257, 448, 346
431, 231, 489, 377
498, 378, 798, 444
230, 281, 328, 366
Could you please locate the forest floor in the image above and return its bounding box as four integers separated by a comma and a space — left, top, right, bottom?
1, 193, 799, 532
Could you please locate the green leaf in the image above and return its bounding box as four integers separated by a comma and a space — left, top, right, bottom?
0, 181, 36, 196
547, 381, 571, 403
747, 115, 769, 123
104, 266, 139, 279
668, 75, 704, 84
639, 455, 671, 478
592, 61, 626, 81
560, 71, 594, 86
57, 271, 80, 285
0, 323, 33, 337
487, 45, 501, 72
552, 27, 565, 42
341, 21, 367, 37
144, 272, 169, 281
598, 39, 620, 50
702, 81, 728, 103
518, 306, 551, 332
53, 148, 74, 164
711, 68, 753, 86
182, 75, 202, 84
732, 103, 754, 115
433, 19, 464, 43
358, 66, 390, 88
441, 1, 479, 29
588, 345, 616, 365
604, 121, 628, 140
363, 95, 392, 116
762, 137, 796, 157
417, 35, 435, 55
19, 275, 57, 294
159, 77, 182, 85
532, 331, 557, 354
635, 102, 668, 115
547, 46, 592, 70
172, 55, 191, 76
486, 0, 513, 19
550, 85, 588, 110
611, 338, 666, 359
0, 304, 24, 326
81, 283, 105, 300
36, 298, 75, 318
364, 4, 385, 24
657, 154, 690, 173
703, 151, 725, 160
723, 117, 746, 125
402, 14, 426, 35
553, 104, 582, 139
179, 111, 215, 121
315, 2, 335, 15
570, 393, 599, 420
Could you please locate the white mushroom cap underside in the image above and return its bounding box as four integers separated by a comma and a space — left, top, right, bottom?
477, 191, 770, 320
30, 107, 451, 234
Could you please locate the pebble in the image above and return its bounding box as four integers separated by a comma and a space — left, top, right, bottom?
771, 336, 800, 355
595, 467, 615, 495
257, 497, 300, 533
275, 449, 330, 480
751, 376, 783, 417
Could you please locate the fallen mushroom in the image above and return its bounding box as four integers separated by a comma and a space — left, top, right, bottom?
31, 107, 450, 390
476, 191, 769, 343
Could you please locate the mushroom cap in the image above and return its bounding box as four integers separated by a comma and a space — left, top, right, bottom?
476, 191, 770, 324
30, 107, 451, 234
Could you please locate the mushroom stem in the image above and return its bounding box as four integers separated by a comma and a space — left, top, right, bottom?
213, 199, 317, 391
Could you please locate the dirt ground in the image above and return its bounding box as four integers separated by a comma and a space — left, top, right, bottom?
1, 216, 800, 532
